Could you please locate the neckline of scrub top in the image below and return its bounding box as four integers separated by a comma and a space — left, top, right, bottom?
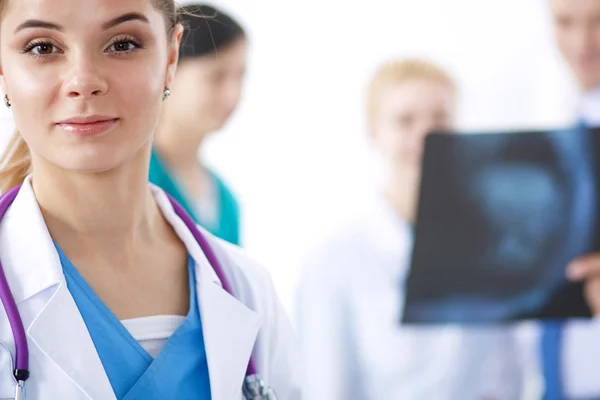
57, 246, 196, 360
121, 315, 187, 359
121, 315, 187, 341
56, 245, 211, 399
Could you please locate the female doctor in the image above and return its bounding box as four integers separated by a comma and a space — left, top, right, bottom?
0, 0, 300, 399
150, 3, 245, 245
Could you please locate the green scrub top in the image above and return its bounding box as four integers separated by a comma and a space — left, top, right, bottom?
149, 148, 241, 246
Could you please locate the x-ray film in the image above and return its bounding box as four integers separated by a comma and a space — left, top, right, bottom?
402, 127, 598, 324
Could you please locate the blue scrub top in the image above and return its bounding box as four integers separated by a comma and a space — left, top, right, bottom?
57, 245, 212, 399
149, 148, 241, 246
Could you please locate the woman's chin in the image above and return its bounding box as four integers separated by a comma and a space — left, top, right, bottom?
44, 143, 150, 176
49, 156, 128, 175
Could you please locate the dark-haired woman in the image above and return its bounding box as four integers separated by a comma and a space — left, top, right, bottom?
150, 3, 246, 245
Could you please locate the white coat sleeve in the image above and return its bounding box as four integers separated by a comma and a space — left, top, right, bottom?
294, 248, 365, 400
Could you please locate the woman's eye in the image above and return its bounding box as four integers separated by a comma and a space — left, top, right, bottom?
108, 41, 138, 53
27, 43, 59, 56
35, 44, 54, 54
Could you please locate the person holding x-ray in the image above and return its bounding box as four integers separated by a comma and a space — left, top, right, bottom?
538, 1, 600, 399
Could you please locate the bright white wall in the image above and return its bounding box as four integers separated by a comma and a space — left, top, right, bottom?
0, 0, 579, 317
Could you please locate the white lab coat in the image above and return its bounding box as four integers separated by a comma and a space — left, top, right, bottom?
0, 177, 302, 400
295, 196, 526, 400
554, 89, 600, 399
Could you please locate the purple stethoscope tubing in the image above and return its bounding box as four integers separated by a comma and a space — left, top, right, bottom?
0, 185, 28, 382
0, 184, 257, 384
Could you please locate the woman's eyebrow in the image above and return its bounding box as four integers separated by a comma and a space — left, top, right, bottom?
14, 12, 150, 34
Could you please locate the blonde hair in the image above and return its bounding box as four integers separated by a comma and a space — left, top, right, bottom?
366, 58, 456, 128
0, 130, 31, 193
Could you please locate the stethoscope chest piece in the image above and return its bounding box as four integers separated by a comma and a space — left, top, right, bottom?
242, 374, 277, 400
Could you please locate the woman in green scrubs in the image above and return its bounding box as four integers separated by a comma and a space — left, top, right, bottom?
150, 3, 246, 245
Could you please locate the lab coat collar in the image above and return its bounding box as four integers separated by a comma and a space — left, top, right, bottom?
0, 176, 117, 399
0, 178, 225, 304
0, 176, 64, 304
0, 177, 261, 399
355, 192, 415, 282
150, 184, 222, 286
578, 85, 600, 127
363, 192, 413, 257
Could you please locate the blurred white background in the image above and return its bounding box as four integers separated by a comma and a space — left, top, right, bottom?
0, 0, 580, 318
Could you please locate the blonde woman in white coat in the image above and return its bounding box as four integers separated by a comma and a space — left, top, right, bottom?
0, 0, 300, 398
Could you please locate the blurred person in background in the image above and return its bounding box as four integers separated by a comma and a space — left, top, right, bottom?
538, 0, 600, 398
294, 59, 525, 400
150, 3, 246, 245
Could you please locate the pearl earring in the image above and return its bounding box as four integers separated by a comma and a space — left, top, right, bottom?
3, 94, 11, 109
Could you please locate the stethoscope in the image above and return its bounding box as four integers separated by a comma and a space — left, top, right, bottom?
0, 184, 276, 400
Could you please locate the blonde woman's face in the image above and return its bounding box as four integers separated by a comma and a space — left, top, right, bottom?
370, 78, 456, 173
0, 0, 182, 174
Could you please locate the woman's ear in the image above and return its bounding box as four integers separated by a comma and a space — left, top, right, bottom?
1, 60, 7, 96
164, 24, 184, 90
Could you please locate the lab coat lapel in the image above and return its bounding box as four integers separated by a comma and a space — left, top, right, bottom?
196, 264, 262, 400
0, 178, 116, 400
151, 185, 262, 400
27, 284, 117, 400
